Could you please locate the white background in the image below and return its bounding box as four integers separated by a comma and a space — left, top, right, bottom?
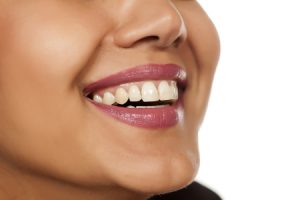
195, 0, 300, 199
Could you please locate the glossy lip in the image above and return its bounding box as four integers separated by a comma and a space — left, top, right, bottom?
88, 99, 184, 128
83, 63, 187, 129
83, 63, 187, 95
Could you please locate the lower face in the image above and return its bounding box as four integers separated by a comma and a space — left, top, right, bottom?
0, 0, 219, 195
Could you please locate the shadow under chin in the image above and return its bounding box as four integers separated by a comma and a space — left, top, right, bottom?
149, 182, 222, 200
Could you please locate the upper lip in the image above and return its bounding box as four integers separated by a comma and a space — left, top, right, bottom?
83, 63, 187, 96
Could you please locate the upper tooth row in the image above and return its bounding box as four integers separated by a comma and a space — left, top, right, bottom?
92, 81, 178, 105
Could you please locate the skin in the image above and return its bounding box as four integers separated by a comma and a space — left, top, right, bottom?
0, 0, 220, 199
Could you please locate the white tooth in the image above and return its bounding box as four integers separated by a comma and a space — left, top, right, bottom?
146, 105, 164, 108
128, 85, 142, 102
127, 105, 135, 108
151, 105, 167, 108
158, 81, 173, 101
136, 105, 167, 108
93, 94, 103, 103
136, 106, 147, 108
170, 81, 178, 100
141, 81, 159, 102
103, 92, 115, 105
115, 88, 128, 105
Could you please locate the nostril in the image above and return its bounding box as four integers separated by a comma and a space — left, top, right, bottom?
132, 35, 183, 49
142, 35, 160, 42
131, 35, 160, 47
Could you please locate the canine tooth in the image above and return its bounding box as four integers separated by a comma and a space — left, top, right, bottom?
115, 88, 128, 105
158, 81, 173, 101
103, 92, 115, 105
141, 81, 159, 102
93, 94, 103, 103
128, 85, 142, 102
170, 81, 178, 100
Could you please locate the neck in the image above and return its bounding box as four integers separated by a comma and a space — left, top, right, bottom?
0, 161, 149, 200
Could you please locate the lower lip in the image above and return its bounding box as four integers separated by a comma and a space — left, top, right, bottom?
88, 100, 183, 129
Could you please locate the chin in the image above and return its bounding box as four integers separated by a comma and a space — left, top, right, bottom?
108, 150, 200, 195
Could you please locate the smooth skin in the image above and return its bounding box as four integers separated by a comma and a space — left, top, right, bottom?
0, 0, 220, 199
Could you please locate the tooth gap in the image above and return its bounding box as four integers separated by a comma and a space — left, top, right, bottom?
86, 93, 93, 99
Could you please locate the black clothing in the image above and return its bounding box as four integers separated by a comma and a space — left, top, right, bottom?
149, 182, 222, 200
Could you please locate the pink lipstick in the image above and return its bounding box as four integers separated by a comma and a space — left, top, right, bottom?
83, 64, 186, 129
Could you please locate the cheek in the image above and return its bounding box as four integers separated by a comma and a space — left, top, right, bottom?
0, 1, 113, 131
177, 2, 220, 126
0, 4, 86, 136
0, 2, 110, 181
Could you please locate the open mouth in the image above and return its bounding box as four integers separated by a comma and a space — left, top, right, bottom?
83, 64, 186, 128
85, 80, 180, 108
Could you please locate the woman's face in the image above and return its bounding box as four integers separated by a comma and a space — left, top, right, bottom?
0, 0, 219, 195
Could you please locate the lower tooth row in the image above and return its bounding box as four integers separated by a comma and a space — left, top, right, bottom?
127, 105, 168, 108
92, 81, 178, 105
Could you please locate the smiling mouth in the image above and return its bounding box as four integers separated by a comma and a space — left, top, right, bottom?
86, 80, 179, 108
83, 64, 187, 129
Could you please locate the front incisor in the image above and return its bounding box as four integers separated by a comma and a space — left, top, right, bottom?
158, 81, 173, 101
141, 82, 159, 102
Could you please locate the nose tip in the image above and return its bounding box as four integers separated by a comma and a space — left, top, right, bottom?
113, 2, 187, 49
